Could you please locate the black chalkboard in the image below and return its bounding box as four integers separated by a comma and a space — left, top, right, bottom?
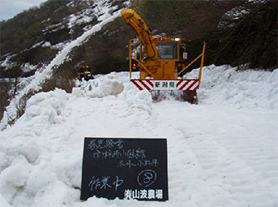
80, 138, 168, 201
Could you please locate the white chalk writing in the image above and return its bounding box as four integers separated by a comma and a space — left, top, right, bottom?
117, 159, 158, 169
137, 169, 157, 187
88, 139, 124, 150
88, 176, 124, 192
91, 148, 146, 160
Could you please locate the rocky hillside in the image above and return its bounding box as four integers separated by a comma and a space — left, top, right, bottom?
203, 0, 277, 69
1, 0, 276, 78
0, 0, 127, 77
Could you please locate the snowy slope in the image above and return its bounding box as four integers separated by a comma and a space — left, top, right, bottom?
0, 65, 278, 207
0, 0, 130, 130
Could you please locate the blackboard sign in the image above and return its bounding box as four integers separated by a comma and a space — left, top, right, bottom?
81, 138, 168, 201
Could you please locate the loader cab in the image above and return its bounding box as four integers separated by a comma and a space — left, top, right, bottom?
77, 65, 94, 81
154, 38, 186, 61
156, 42, 178, 59
132, 38, 183, 61
130, 37, 188, 79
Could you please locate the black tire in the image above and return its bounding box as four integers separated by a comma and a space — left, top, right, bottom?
182, 90, 198, 104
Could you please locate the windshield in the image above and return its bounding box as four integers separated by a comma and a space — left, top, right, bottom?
156, 42, 178, 59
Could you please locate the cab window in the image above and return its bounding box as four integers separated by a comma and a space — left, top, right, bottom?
156, 43, 177, 59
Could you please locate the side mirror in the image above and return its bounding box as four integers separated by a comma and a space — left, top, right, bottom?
183, 52, 188, 59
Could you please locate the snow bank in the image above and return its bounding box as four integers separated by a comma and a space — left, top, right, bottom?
0, 88, 78, 206
194, 65, 278, 110
0, 194, 11, 207
77, 73, 124, 98
119, 82, 153, 113
0, 72, 152, 207
72, 72, 152, 114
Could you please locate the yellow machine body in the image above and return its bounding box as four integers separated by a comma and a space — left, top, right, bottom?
121, 9, 206, 103
129, 37, 183, 80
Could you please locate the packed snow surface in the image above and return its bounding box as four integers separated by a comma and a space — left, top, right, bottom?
0, 65, 278, 207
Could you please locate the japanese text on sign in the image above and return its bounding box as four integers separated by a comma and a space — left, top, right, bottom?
124, 189, 163, 200
81, 138, 168, 201
154, 81, 176, 90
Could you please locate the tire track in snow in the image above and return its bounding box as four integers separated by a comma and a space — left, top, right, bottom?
56, 95, 157, 151
186, 133, 277, 207
154, 101, 278, 207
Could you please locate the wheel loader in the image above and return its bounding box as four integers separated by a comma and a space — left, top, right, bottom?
121, 9, 206, 103
77, 65, 94, 81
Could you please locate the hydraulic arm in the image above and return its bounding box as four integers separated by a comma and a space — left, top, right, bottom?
121, 9, 157, 59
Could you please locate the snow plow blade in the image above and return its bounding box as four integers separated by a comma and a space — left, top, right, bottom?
131, 79, 199, 103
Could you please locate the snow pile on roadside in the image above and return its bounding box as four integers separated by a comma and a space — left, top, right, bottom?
0, 89, 72, 206
196, 65, 278, 110
73, 71, 152, 112
119, 83, 152, 112
0, 72, 152, 207
77, 73, 124, 98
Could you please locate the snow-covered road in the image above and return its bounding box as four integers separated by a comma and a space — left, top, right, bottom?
0, 66, 278, 207
156, 102, 278, 207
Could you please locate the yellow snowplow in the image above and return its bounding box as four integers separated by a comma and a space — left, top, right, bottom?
77, 65, 94, 81
121, 9, 206, 103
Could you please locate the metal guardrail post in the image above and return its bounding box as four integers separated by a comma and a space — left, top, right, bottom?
198, 42, 206, 83
129, 39, 133, 79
